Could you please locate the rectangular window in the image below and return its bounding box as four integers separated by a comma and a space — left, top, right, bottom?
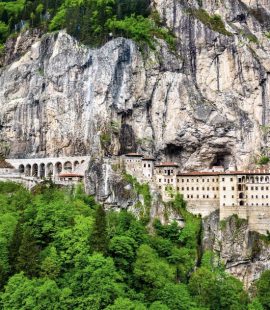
232, 187, 234, 190
223, 187, 226, 190
222, 178, 225, 181
230, 178, 233, 182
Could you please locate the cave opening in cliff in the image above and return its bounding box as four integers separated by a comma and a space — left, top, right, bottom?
164, 144, 183, 160
211, 152, 231, 168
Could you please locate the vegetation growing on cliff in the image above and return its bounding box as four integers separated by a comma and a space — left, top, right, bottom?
187, 8, 232, 36
0, 181, 268, 309
0, 0, 175, 50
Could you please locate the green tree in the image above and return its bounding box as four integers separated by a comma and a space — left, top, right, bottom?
0, 272, 71, 310
90, 204, 108, 253
16, 227, 41, 277
109, 235, 137, 271
189, 266, 248, 310
248, 298, 264, 310
133, 244, 175, 294
68, 253, 123, 309
256, 270, 270, 309
105, 297, 146, 310
40, 246, 62, 279
158, 283, 197, 310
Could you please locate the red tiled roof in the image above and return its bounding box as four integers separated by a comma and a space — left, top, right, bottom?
177, 171, 221, 176
177, 170, 270, 176
142, 157, 156, 161
125, 153, 143, 157
59, 173, 84, 178
0, 160, 14, 169
155, 162, 179, 167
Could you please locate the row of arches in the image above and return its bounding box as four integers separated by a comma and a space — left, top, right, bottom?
18, 160, 85, 178
240, 176, 270, 183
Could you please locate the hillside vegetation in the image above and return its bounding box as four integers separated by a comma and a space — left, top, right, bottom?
0, 181, 268, 309
0, 0, 175, 51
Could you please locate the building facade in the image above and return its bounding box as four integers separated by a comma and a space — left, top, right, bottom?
123, 155, 270, 234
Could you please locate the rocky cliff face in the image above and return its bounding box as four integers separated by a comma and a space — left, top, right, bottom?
203, 211, 270, 289
1, 0, 270, 170
1, 0, 270, 288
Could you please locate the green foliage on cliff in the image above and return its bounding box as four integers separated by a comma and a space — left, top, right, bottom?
0, 181, 267, 309
123, 173, 151, 224
0, 0, 175, 50
187, 8, 232, 36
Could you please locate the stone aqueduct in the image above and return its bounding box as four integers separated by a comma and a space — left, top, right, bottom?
6, 156, 90, 179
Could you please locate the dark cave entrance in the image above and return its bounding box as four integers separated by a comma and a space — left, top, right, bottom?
164, 144, 183, 159
211, 152, 231, 168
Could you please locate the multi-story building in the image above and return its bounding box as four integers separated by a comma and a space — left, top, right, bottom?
123, 154, 270, 234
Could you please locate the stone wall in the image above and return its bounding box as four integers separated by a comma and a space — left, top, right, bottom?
220, 205, 270, 234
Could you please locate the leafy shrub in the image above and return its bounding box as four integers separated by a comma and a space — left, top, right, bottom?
187, 8, 232, 36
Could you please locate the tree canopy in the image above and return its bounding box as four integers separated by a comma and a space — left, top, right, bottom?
0, 183, 267, 309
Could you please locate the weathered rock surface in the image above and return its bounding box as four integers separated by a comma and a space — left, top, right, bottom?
203, 211, 270, 288
1, 0, 270, 170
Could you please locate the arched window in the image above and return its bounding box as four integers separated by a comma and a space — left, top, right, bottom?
32, 164, 38, 177
40, 163, 45, 178
47, 163, 53, 177
239, 192, 244, 199
56, 162, 62, 174
25, 164, 31, 176
19, 164, 25, 174
239, 200, 244, 206
64, 161, 72, 172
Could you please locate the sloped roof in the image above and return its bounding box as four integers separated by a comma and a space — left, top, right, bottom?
59, 173, 84, 178
0, 160, 14, 169
155, 162, 179, 168
125, 153, 143, 157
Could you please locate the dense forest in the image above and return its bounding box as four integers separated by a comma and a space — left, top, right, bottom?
0, 181, 269, 309
0, 0, 175, 51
